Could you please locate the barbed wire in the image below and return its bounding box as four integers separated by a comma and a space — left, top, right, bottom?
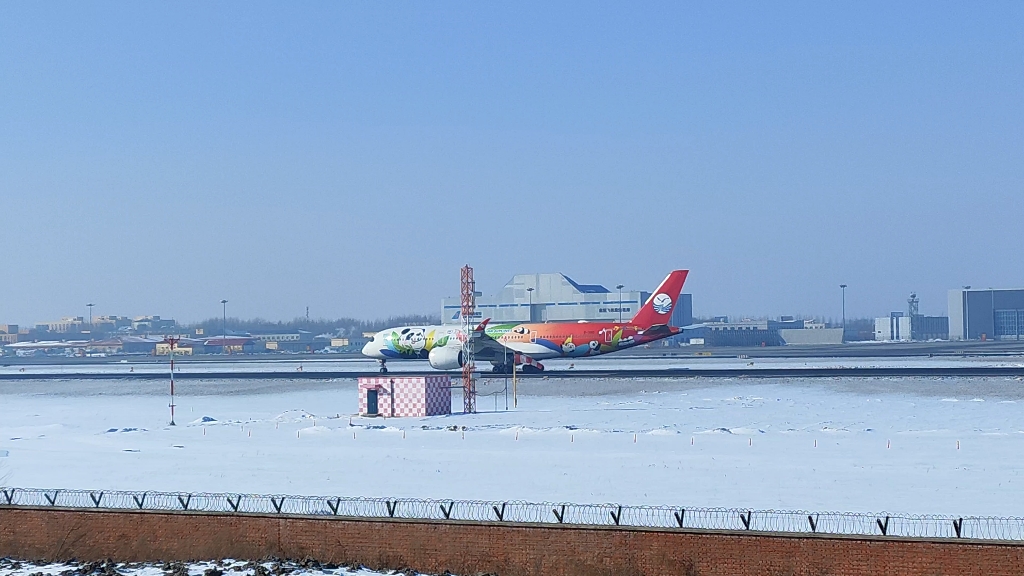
2, 487, 1022, 541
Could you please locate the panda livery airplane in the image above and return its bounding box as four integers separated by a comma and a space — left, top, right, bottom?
361, 270, 689, 373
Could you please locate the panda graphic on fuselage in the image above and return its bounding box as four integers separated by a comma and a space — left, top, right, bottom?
398, 328, 427, 356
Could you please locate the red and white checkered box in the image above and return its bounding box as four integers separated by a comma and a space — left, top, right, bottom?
358, 375, 452, 417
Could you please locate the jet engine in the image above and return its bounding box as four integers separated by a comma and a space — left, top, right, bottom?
428, 346, 464, 371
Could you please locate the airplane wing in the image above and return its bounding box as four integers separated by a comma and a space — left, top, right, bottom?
639, 324, 679, 338
467, 319, 514, 362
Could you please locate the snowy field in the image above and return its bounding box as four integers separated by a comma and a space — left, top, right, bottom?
0, 558, 398, 576
2, 353, 1024, 377
1, 375, 1024, 517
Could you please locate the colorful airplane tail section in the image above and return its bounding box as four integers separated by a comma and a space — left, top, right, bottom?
630, 270, 689, 328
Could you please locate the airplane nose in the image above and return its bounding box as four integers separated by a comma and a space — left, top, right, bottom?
361, 339, 378, 357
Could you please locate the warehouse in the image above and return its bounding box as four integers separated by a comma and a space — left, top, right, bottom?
441, 272, 693, 327
949, 288, 1024, 341
682, 317, 843, 347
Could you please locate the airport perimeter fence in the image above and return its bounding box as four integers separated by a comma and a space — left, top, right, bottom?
2, 487, 1023, 542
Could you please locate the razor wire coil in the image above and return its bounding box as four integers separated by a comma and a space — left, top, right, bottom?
2, 487, 1022, 541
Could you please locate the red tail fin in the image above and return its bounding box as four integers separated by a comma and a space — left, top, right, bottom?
630, 270, 689, 328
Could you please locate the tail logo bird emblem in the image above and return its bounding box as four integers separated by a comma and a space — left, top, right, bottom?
652, 294, 673, 315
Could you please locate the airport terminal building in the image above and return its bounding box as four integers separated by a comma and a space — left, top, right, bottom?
442, 273, 693, 328
949, 288, 1024, 340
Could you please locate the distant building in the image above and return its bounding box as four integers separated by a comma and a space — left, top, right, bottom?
911, 315, 949, 341
87, 336, 163, 354
671, 294, 693, 329
331, 336, 369, 351
442, 272, 693, 326
778, 320, 844, 345
875, 313, 912, 342
949, 288, 1024, 341
203, 336, 256, 354
155, 338, 205, 355
131, 316, 177, 333
36, 317, 85, 334
4, 340, 89, 355
92, 316, 133, 332
87, 338, 126, 354
874, 313, 948, 342
682, 317, 842, 347
874, 293, 949, 342
252, 331, 314, 352
701, 319, 780, 347
0, 324, 19, 345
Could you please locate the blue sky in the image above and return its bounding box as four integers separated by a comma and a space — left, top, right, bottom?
1, 2, 1021, 324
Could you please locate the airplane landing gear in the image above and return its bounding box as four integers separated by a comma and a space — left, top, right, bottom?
378, 359, 388, 374
492, 363, 514, 374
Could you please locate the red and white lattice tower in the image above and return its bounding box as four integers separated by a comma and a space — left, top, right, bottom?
460, 264, 476, 413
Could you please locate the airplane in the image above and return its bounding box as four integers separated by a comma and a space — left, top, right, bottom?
360, 321, 522, 374
361, 269, 689, 374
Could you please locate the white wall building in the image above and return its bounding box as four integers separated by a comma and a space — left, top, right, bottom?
875, 315, 912, 342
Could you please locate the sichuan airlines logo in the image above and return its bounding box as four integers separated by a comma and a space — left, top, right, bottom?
652, 293, 673, 314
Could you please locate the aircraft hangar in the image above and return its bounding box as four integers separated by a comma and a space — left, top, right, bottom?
441, 272, 693, 328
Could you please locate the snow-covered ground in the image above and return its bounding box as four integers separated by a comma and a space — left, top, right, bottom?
0, 558, 400, 576
541, 355, 1024, 371
1, 376, 1023, 517
2, 353, 1023, 377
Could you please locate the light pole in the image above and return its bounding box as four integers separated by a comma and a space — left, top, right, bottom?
526, 287, 534, 322
616, 284, 624, 323
839, 284, 847, 342
167, 336, 179, 426
220, 299, 228, 353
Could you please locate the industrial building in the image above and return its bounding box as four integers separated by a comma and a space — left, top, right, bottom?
682, 317, 843, 347
251, 330, 315, 352
130, 316, 177, 333
874, 314, 912, 342
949, 288, 1024, 340
2, 336, 164, 356
0, 325, 20, 345
875, 294, 949, 342
442, 273, 693, 327
35, 316, 86, 333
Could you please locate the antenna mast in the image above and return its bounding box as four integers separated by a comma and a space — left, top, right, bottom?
460, 264, 477, 413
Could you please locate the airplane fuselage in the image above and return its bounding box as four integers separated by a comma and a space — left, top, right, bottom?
496, 321, 678, 360
362, 323, 518, 360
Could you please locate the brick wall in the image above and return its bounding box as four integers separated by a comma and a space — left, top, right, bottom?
1, 507, 1022, 576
